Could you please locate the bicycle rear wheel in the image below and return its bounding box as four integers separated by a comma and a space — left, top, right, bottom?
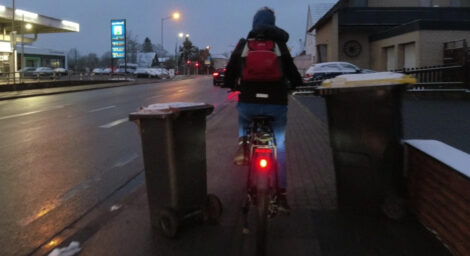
256, 173, 269, 256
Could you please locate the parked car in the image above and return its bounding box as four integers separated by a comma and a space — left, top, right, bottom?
135, 68, 159, 78
33, 67, 54, 77
53, 68, 67, 76
92, 68, 104, 75
303, 62, 366, 83
18, 67, 37, 77
117, 63, 137, 74
212, 68, 226, 86
157, 68, 170, 79
102, 68, 112, 74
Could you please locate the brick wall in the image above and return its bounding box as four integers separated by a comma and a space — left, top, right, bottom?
406, 143, 470, 255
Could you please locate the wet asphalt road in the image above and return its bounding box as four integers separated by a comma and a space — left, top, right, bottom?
295, 94, 470, 154
0, 77, 228, 256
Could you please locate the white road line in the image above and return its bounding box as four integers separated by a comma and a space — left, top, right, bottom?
88, 105, 116, 113
146, 95, 163, 100
0, 105, 66, 121
113, 153, 139, 168
99, 118, 128, 128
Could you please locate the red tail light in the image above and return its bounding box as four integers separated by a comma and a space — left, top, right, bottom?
254, 148, 273, 171
258, 158, 269, 169
305, 73, 312, 78
212, 72, 219, 77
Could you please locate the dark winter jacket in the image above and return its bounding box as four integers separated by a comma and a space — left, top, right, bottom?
224, 25, 303, 105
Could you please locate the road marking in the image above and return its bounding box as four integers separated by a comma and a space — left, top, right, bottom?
146, 95, 162, 100
99, 118, 128, 128
113, 153, 139, 168
88, 105, 116, 113
0, 105, 65, 121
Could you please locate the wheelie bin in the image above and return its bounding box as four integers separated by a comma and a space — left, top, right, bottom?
316, 72, 415, 215
129, 102, 222, 238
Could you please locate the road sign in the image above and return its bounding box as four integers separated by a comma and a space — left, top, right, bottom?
111, 20, 126, 59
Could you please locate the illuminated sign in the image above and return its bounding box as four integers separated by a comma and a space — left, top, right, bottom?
111, 19, 126, 59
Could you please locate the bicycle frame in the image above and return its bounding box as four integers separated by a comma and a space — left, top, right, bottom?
242, 116, 279, 256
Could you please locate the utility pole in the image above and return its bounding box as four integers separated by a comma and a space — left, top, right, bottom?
11, 0, 15, 84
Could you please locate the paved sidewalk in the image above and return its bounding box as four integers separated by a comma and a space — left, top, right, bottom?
61, 97, 449, 256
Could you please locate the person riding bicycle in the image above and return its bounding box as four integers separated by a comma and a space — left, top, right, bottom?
224, 7, 303, 211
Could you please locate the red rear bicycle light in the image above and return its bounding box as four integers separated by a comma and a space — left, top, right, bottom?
254, 148, 273, 171
259, 158, 268, 169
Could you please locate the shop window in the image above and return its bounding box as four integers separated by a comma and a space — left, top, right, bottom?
50, 59, 60, 68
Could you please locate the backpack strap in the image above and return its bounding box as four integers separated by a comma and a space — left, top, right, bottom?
241, 39, 282, 57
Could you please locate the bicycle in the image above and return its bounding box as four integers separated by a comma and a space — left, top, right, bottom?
241, 115, 283, 256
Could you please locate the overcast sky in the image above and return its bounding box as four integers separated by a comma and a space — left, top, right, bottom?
0, 0, 337, 57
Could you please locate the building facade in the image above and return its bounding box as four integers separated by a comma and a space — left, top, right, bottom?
308, 0, 470, 70
0, 5, 78, 74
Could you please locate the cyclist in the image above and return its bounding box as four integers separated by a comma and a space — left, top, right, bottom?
224, 6, 303, 211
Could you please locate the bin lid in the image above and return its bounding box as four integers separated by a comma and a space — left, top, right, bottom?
129, 102, 213, 120
321, 72, 416, 89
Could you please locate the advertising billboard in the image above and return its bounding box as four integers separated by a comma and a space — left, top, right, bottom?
111, 20, 126, 59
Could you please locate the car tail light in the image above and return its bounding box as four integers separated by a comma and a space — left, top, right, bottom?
212, 72, 219, 77
305, 73, 312, 78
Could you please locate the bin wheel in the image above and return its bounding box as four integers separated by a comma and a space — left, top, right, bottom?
204, 194, 223, 225
157, 209, 179, 238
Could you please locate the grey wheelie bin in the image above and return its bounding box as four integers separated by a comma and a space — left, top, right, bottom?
129, 102, 222, 238
316, 73, 416, 215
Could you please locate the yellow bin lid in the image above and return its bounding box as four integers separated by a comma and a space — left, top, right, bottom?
321, 72, 416, 88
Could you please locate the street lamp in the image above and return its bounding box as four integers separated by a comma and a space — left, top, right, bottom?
175, 32, 187, 74
161, 11, 180, 51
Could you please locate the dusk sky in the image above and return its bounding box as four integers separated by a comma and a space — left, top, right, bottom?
0, 0, 337, 57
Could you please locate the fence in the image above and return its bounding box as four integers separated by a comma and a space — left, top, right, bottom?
391, 65, 469, 89
0, 71, 134, 85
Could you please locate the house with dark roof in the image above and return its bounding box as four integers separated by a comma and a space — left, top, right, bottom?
308, 0, 470, 70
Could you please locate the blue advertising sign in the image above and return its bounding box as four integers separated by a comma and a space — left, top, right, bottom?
111, 20, 126, 59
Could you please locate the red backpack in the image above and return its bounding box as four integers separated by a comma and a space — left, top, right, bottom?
241, 39, 283, 82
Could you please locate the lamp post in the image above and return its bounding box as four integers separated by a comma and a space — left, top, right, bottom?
161, 11, 180, 52
11, 0, 15, 84
205, 45, 210, 75
175, 32, 184, 74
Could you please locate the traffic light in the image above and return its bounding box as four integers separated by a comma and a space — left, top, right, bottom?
195, 62, 199, 68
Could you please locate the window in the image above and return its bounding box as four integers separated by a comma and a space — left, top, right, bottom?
321, 64, 341, 72
352, 0, 368, 7
403, 43, 416, 69
385, 46, 395, 71
450, 0, 461, 7
339, 63, 359, 72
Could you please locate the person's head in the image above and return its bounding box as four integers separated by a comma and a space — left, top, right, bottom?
252, 7, 275, 29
